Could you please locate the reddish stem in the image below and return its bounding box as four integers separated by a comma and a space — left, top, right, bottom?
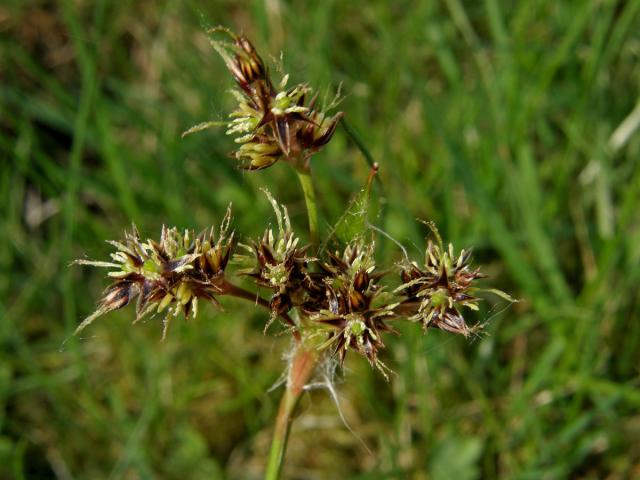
266, 346, 318, 479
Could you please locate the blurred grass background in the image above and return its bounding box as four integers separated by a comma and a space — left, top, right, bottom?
2, 0, 640, 478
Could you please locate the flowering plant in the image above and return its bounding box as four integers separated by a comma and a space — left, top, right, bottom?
77, 27, 513, 480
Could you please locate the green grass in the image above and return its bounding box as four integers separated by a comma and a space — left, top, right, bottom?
2, 0, 640, 478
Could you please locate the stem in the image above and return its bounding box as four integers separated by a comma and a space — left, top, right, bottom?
295, 168, 319, 247
223, 281, 300, 341
341, 118, 376, 169
265, 345, 318, 480
341, 118, 384, 192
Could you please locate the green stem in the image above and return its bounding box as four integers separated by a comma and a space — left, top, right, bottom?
265, 346, 318, 480
341, 118, 376, 169
341, 118, 384, 192
295, 168, 319, 247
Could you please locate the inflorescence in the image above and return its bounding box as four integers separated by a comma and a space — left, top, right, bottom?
77, 194, 504, 377
77, 28, 512, 379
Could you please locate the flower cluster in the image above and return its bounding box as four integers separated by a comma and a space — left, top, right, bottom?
75, 207, 234, 338
233, 191, 398, 374
310, 243, 398, 377
397, 239, 485, 337
77, 28, 513, 382
74, 26, 517, 478
236, 190, 313, 329
188, 27, 343, 171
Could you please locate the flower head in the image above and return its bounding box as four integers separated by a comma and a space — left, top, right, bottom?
76, 207, 234, 338
236, 190, 312, 329
310, 242, 398, 378
398, 239, 485, 337
186, 28, 343, 171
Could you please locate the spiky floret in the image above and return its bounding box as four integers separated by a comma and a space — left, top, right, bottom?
310, 242, 398, 378
397, 239, 485, 337
236, 190, 312, 329
209, 27, 272, 92
75, 206, 234, 338
184, 27, 343, 171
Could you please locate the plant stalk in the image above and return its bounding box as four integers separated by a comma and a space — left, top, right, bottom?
223, 281, 300, 341
265, 345, 318, 480
295, 168, 319, 247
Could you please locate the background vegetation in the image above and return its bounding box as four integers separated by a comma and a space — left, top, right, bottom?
2, 0, 640, 478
